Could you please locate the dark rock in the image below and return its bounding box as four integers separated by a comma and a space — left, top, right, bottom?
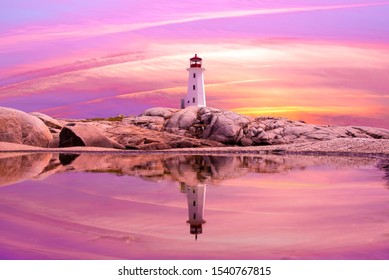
59, 153, 80, 165
59, 123, 125, 149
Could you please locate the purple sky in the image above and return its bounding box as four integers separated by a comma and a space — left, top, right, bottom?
1, 0, 389, 127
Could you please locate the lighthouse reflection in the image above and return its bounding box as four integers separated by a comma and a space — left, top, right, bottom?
1, 152, 383, 243
180, 182, 207, 240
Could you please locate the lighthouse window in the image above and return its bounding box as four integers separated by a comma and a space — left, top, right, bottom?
193, 73, 196, 78
193, 190, 195, 194
193, 213, 196, 219
193, 201, 196, 206
193, 98, 195, 103
193, 85, 196, 90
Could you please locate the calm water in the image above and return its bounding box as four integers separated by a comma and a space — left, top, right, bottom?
1, 153, 389, 260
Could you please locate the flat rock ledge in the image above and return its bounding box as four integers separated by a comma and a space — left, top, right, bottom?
2, 139, 389, 159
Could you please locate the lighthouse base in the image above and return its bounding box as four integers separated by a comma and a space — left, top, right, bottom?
180, 99, 185, 109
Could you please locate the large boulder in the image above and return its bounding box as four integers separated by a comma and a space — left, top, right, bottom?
141, 107, 179, 119
166, 106, 199, 133
0, 107, 53, 147
200, 108, 252, 144
59, 123, 125, 149
30, 112, 62, 129
30, 112, 63, 148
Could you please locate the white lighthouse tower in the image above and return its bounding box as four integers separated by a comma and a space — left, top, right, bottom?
181, 54, 206, 109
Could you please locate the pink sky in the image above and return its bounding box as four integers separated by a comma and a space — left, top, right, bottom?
1, 0, 389, 127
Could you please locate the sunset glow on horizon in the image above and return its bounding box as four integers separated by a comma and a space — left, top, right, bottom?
1, 0, 389, 127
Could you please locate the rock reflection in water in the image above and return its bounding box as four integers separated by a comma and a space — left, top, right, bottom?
0, 153, 52, 187
0, 152, 380, 188
43, 153, 379, 185
377, 159, 389, 187
1, 152, 389, 260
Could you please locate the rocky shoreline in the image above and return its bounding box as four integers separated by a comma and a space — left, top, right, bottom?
1, 106, 389, 157
1, 138, 389, 159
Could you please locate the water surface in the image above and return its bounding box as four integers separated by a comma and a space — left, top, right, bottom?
1, 153, 389, 259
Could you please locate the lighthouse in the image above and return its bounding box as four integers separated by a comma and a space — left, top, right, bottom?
180, 182, 207, 240
181, 54, 206, 109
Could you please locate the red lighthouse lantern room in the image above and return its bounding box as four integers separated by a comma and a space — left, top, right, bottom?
190, 54, 202, 68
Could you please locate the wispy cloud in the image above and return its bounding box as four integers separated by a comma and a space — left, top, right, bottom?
0, 51, 145, 88
205, 79, 276, 87
1, 2, 388, 48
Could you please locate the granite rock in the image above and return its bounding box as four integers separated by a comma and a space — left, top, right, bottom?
59, 123, 125, 149
30, 112, 62, 129
0, 107, 53, 147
